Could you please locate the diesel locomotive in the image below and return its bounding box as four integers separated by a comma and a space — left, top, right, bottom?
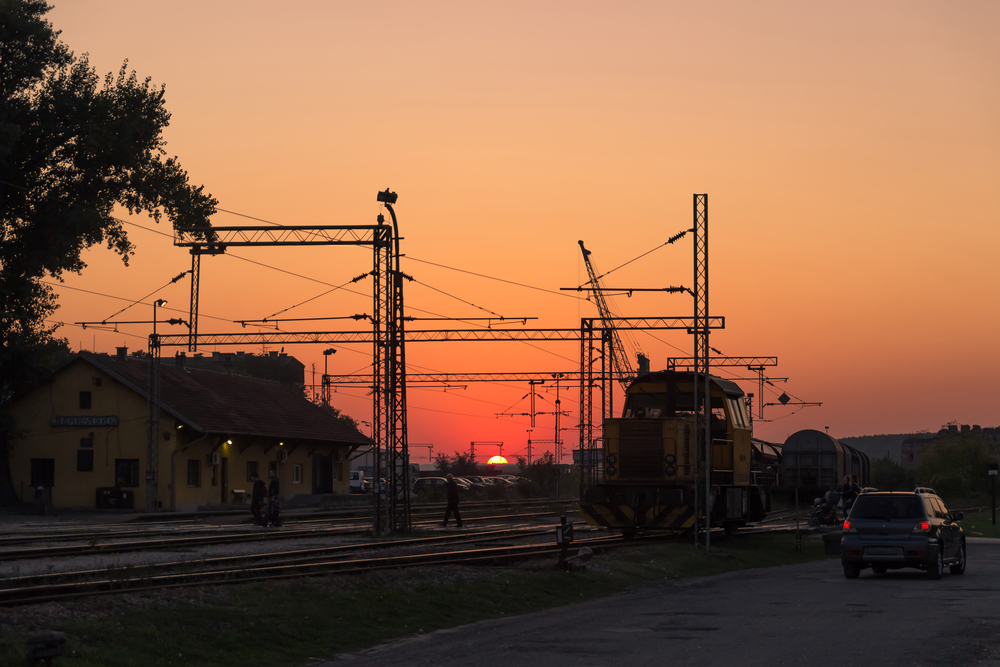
580, 370, 768, 536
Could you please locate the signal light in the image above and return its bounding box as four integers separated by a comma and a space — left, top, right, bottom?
606, 466, 617, 476
665, 466, 676, 477
665, 454, 676, 464
606, 454, 617, 465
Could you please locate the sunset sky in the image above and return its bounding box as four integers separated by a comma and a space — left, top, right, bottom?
43, 1, 1000, 462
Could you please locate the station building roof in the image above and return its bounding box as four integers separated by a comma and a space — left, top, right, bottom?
64, 352, 371, 446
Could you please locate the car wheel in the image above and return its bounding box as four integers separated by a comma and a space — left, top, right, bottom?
843, 561, 861, 579
950, 542, 966, 575
871, 564, 887, 575
928, 545, 943, 580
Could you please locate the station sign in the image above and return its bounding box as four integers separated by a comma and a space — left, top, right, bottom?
51, 416, 119, 427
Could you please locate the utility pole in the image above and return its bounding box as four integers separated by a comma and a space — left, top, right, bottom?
322, 348, 336, 407
146, 298, 167, 513
692, 193, 710, 550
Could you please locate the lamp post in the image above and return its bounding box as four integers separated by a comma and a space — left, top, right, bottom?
146, 299, 167, 513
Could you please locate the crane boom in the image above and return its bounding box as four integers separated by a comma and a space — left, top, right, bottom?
578, 240, 635, 390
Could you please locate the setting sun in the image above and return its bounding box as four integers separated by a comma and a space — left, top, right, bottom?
487, 456, 508, 465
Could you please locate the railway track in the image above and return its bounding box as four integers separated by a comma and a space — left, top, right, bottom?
0, 498, 576, 548
0, 510, 565, 561
0, 527, 633, 607
0, 517, 799, 607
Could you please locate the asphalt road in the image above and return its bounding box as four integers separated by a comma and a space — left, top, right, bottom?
324, 537, 1000, 667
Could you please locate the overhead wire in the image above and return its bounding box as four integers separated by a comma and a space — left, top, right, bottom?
14, 183, 808, 429
101, 271, 189, 322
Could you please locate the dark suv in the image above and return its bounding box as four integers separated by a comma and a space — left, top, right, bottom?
841, 490, 966, 579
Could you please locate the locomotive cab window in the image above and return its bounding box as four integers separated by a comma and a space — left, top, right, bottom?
623, 392, 667, 418
726, 397, 749, 429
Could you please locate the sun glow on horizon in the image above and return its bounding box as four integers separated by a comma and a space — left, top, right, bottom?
487, 456, 508, 465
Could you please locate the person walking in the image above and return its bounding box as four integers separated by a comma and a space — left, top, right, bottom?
442, 473, 462, 528
261, 469, 281, 527
250, 473, 266, 525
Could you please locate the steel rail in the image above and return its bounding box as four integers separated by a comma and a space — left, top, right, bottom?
0, 511, 561, 561
0, 526, 553, 591
0, 532, 623, 607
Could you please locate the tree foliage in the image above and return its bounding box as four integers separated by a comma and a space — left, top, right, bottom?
915, 435, 993, 500
869, 456, 913, 493
433, 452, 479, 477
0, 0, 217, 502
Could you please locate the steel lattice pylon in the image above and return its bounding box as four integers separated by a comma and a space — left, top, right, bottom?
692, 193, 711, 545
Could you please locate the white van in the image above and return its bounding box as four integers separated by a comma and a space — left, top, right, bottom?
349, 470, 366, 494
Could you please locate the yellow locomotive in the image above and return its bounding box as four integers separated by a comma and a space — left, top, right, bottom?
579, 370, 766, 536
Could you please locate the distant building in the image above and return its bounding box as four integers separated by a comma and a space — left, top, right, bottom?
6, 351, 371, 511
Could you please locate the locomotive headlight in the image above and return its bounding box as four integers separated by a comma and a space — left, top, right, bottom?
606, 466, 617, 476
606, 454, 617, 465
665, 466, 676, 477
665, 454, 676, 464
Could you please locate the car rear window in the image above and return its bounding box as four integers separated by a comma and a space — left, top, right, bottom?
851, 495, 925, 520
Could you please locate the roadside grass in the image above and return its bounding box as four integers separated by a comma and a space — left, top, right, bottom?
959, 510, 1000, 539
0, 532, 834, 667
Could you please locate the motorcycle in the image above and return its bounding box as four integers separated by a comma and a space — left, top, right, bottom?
807, 490, 841, 527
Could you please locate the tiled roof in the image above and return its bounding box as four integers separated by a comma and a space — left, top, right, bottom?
80, 353, 371, 446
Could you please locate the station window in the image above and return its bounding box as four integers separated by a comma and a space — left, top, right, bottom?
115, 459, 140, 487
77, 449, 94, 472
79, 391, 92, 409
30, 459, 55, 488
246, 461, 258, 483
187, 460, 201, 487
80, 437, 94, 448
292, 464, 302, 484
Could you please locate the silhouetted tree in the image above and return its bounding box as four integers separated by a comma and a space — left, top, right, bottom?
434, 453, 478, 476
0, 1, 216, 503
869, 456, 913, 493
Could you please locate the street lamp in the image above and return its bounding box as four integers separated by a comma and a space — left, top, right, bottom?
153, 299, 167, 339
147, 298, 167, 513
322, 348, 336, 407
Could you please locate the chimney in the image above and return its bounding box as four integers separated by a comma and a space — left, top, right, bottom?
116, 347, 128, 360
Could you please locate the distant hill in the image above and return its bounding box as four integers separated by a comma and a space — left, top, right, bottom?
839, 433, 935, 464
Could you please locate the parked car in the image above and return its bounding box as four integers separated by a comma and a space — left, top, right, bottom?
412, 477, 448, 496
459, 476, 487, 495
841, 490, 966, 579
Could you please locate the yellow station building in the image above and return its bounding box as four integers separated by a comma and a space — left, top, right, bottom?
6, 351, 371, 512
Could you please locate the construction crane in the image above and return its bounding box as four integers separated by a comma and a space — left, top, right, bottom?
578, 240, 639, 391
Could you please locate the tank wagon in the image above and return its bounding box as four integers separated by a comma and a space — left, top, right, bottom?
579, 370, 768, 537
781, 429, 869, 496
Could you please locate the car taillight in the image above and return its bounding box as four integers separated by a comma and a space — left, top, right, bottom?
913, 521, 930, 534
843, 520, 856, 533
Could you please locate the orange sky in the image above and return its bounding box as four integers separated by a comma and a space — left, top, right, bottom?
42, 1, 1000, 461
